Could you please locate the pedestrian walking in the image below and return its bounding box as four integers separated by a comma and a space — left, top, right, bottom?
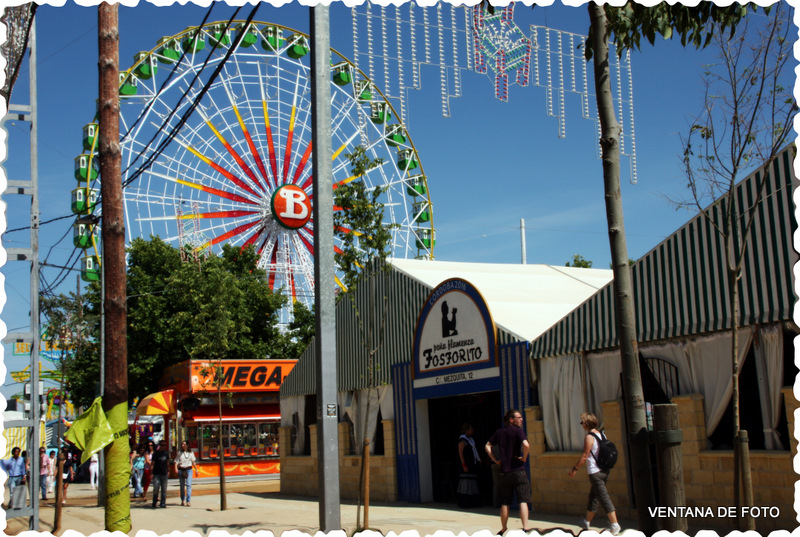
38, 447, 51, 500
151, 441, 170, 508
174, 441, 198, 506
485, 409, 532, 534
1, 447, 28, 509
62, 447, 75, 504
569, 413, 621, 535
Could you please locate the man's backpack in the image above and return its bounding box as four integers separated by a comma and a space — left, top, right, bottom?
590, 432, 618, 470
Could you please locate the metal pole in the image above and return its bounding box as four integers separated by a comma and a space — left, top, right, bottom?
28, 17, 40, 530
98, 3, 130, 531
309, 5, 341, 531
520, 218, 526, 264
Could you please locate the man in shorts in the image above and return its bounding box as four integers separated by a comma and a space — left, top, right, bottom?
485, 409, 532, 534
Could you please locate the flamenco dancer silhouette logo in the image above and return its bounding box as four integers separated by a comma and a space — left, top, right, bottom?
441, 301, 458, 337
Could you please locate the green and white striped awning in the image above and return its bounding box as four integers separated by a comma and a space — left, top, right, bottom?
530, 145, 798, 359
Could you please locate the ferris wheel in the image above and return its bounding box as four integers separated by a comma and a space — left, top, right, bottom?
73, 21, 435, 322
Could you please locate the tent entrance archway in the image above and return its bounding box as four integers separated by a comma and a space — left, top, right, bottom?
426, 391, 501, 505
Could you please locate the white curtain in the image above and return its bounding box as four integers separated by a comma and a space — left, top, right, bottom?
684, 328, 753, 435
539, 354, 586, 451
585, 349, 623, 427
754, 325, 784, 449
341, 386, 392, 454
280, 395, 306, 455
641, 328, 753, 435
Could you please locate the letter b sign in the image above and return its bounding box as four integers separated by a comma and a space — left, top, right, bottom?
271, 185, 312, 229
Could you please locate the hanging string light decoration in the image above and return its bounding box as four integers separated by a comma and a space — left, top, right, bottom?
352, 1, 639, 183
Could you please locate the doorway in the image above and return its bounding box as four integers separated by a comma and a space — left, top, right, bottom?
426, 391, 501, 505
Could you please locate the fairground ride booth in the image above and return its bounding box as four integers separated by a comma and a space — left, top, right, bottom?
149, 359, 297, 477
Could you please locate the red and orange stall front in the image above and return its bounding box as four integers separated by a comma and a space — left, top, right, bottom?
159, 359, 296, 477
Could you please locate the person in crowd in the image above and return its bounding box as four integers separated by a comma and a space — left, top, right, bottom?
1, 447, 28, 508
89, 452, 99, 490
141, 440, 155, 502
62, 446, 75, 504
485, 409, 532, 534
38, 447, 51, 500
131, 447, 145, 499
47, 450, 56, 496
569, 413, 621, 535
174, 441, 199, 506
456, 423, 481, 508
150, 441, 170, 508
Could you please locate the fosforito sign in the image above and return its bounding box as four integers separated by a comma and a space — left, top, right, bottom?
413, 278, 497, 381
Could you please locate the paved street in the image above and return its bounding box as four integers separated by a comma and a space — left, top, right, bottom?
2, 477, 618, 536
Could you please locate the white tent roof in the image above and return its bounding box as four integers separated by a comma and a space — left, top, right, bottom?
390, 259, 613, 342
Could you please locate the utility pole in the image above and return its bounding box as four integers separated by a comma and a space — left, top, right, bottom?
98, 3, 130, 532
309, 5, 341, 531
520, 218, 527, 264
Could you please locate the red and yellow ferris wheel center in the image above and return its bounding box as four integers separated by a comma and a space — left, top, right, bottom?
271, 184, 312, 230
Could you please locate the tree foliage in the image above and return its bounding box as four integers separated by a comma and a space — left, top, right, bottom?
333, 146, 394, 295
40, 291, 99, 409
585, 1, 759, 60
565, 254, 593, 268
66, 237, 314, 407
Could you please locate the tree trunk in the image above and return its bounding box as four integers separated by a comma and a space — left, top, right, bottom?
53, 455, 64, 533
364, 439, 371, 529
218, 381, 227, 511
588, 4, 656, 533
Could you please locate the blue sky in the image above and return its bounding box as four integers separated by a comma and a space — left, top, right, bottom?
1, 1, 793, 402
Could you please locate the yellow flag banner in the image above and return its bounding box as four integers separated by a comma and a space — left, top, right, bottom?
64, 397, 114, 464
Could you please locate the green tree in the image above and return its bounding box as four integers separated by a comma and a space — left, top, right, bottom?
70, 238, 311, 407
582, 2, 757, 531
676, 5, 794, 527
565, 254, 593, 268
333, 145, 395, 530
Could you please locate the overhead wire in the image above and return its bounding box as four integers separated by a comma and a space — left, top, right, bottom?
122, 5, 261, 189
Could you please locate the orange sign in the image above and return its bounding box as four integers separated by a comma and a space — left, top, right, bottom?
190, 360, 296, 393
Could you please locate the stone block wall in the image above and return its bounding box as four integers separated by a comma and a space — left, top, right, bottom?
280, 420, 398, 502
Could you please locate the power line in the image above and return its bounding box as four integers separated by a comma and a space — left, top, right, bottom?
122, 6, 260, 189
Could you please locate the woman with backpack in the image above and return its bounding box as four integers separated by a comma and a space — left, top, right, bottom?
568, 413, 621, 535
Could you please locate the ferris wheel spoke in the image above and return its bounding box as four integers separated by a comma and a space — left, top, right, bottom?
290, 141, 312, 185
174, 137, 261, 198
178, 209, 259, 220
148, 170, 259, 206
257, 63, 280, 189
195, 219, 261, 252
265, 243, 279, 290
241, 224, 266, 250
221, 77, 270, 192
195, 106, 263, 193
281, 72, 304, 185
